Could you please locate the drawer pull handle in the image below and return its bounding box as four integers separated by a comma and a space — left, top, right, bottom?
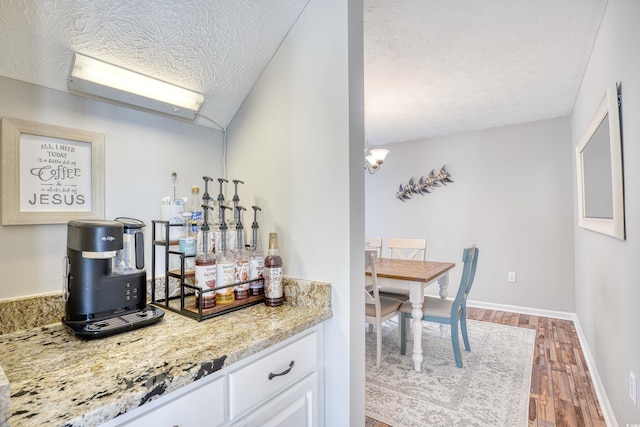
268, 360, 295, 380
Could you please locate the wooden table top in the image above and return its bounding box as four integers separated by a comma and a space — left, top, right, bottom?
366, 258, 455, 282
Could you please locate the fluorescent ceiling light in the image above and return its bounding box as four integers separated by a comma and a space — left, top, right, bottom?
68, 53, 204, 120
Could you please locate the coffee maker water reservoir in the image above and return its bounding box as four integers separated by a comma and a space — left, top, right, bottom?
113, 217, 146, 274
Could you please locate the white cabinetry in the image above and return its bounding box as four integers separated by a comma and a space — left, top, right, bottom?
228, 330, 317, 420
235, 372, 318, 427
101, 326, 323, 427
119, 375, 226, 427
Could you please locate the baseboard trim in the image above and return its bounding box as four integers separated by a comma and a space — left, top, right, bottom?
467, 300, 575, 320
467, 300, 618, 427
571, 316, 619, 427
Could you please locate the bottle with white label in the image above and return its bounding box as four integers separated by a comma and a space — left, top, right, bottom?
188, 185, 202, 235
216, 206, 235, 305
248, 206, 264, 296
196, 177, 214, 255
264, 232, 283, 307
178, 212, 196, 273
194, 205, 216, 309
233, 206, 250, 300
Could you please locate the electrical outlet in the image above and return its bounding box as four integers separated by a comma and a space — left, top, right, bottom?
631, 371, 637, 406
507, 272, 517, 283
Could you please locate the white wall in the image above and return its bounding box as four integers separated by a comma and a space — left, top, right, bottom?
225, 0, 363, 425
571, 0, 640, 424
0, 76, 223, 299
365, 117, 575, 312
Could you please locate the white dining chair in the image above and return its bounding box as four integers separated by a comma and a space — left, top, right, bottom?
365, 237, 383, 258
387, 238, 427, 261
378, 238, 428, 301
364, 249, 402, 367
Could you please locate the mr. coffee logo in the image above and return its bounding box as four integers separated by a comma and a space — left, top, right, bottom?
101, 236, 116, 242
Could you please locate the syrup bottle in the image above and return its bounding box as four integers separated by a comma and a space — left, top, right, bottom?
196, 177, 214, 254
228, 180, 244, 254
214, 178, 228, 254
233, 206, 250, 300
216, 205, 236, 305
264, 233, 284, 307
195, 204, 216, 309
248, 206, 265, 296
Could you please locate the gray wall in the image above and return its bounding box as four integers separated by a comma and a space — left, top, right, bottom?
571, 0, 640, 424
365, 117, 575, 312
226, 0, 364, 425
0, 76, 223, 299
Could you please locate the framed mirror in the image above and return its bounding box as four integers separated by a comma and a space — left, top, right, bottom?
576, 82, 625, 240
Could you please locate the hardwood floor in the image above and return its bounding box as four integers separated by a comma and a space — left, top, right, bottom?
365, 308, 607, 427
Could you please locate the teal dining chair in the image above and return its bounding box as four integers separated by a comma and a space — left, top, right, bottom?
399, 246, 479, 368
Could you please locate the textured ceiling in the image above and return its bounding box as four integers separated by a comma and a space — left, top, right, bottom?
0, 0, 608, 144
364, 0, 608, 144
0, 0, 310, 129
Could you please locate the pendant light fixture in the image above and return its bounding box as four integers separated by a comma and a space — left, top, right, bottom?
364, 142, 389, 174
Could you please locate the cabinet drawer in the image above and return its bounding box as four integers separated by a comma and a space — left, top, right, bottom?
118, 375, 225, 427
234, 371, 318, 427
228, 331, 318, 420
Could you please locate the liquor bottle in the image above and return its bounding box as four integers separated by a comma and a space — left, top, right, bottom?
194, 205, 216, 309
248, 206, 264, 296
216, 206, 235, 304
264, 233, 284, 307
178, 212, 196, 273
233, 206, 250, 300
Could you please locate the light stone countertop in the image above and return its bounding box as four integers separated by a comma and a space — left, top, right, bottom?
0, 279, 331, 427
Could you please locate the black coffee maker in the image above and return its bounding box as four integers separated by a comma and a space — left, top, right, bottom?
62, 218, 163, 338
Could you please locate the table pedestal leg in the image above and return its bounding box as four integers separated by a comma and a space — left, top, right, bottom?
410, 282, 423, 372
438, 274, 449, 339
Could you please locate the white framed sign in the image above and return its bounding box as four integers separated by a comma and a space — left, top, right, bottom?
1, 117, 105, 225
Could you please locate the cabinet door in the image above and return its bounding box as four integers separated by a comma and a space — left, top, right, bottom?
228, 331, 317, 420
118, 376, 225, 427
235, 372, 318, 427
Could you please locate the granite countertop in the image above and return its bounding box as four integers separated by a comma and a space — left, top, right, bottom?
0, 279, 331, 427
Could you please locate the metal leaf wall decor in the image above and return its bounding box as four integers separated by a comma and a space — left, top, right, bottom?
396, 165, 453, 202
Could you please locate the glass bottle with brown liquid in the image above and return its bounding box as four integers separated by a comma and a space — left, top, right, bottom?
248, 206, 264, 296
195, 205, 216, 309
264, 233, 284, 307
233, 206, 250, 300
215, 205, 235, 305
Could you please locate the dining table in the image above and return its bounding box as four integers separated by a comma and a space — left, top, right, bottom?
366, 257, 456, 372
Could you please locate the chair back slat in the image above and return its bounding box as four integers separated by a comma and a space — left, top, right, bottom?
387, 238, 427, 261
365, 237, 383, 257
364, 249, 380, 308
451, 247, 479, 317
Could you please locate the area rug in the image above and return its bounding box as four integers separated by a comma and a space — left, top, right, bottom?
365, 319, 535, 427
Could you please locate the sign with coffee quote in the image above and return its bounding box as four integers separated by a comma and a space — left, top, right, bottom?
19, 134, 92, 212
